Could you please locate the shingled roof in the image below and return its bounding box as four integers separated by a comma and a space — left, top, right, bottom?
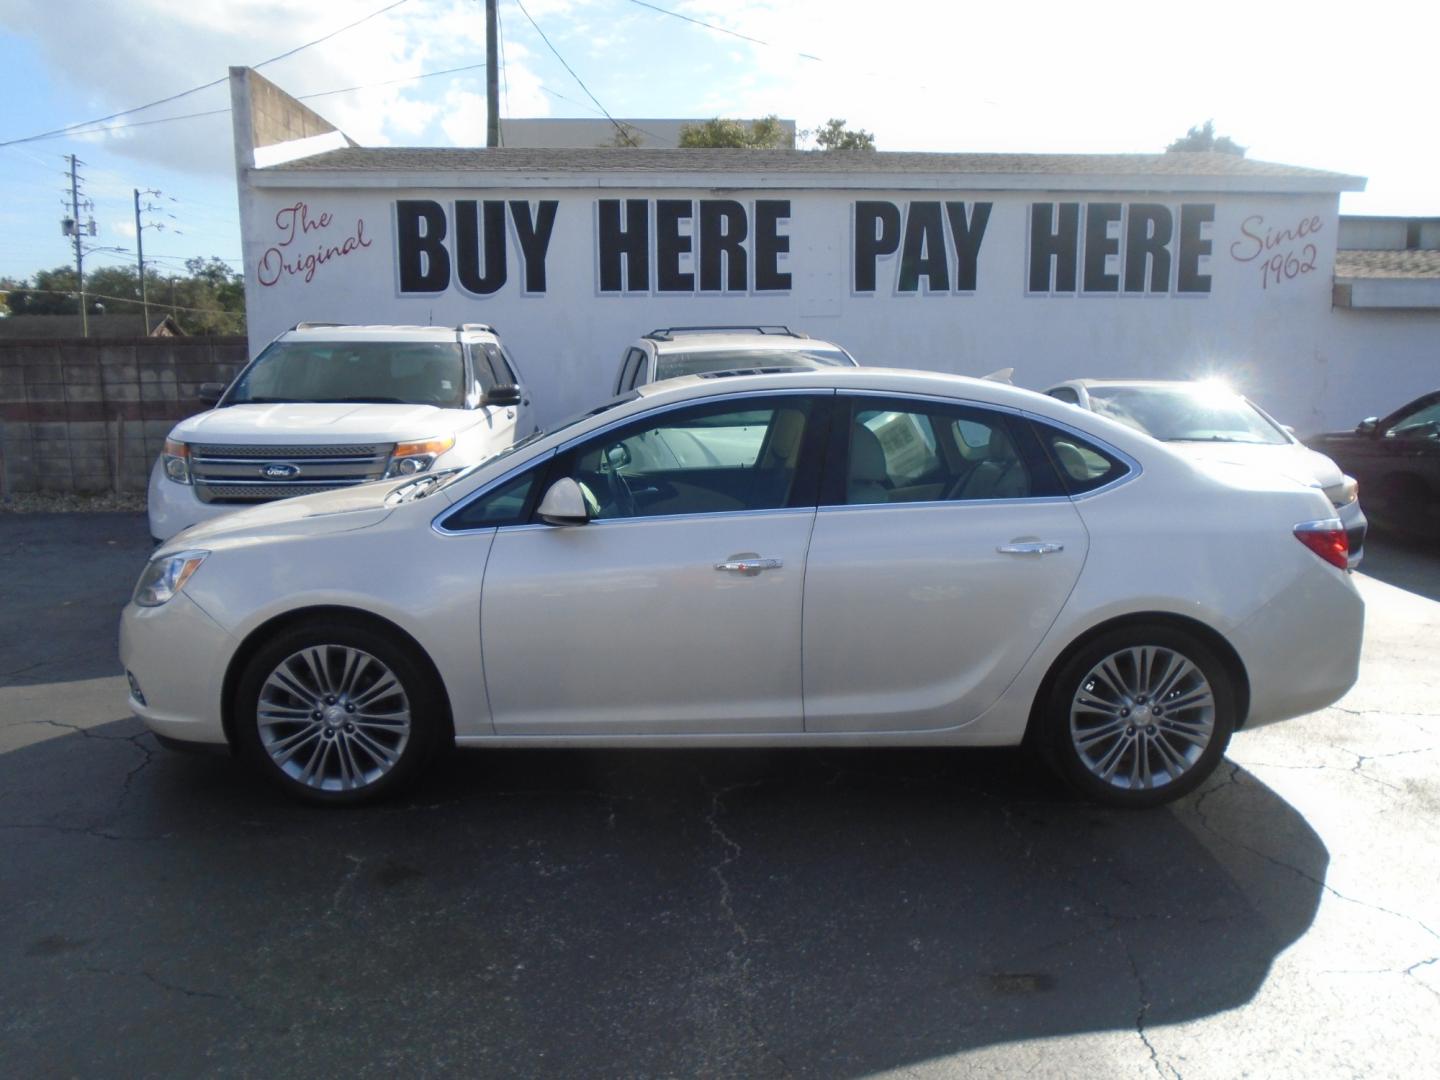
1335, 250, 1440, 280
263, 147, 1361, 185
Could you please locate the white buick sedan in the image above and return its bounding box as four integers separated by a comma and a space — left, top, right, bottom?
120, 369, 1364, 808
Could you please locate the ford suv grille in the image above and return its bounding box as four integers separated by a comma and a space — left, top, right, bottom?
191, 443, 394, 504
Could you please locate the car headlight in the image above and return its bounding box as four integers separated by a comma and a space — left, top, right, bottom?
133, 550, 208, 607
1324, 475, 1359, 508
161, 438, 191, 484
385, 435, 455, 478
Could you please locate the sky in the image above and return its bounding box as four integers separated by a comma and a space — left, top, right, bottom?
1, 0, 1436, 282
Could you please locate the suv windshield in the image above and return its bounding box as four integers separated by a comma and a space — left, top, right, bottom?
1087, 385, 1290, 445
655, 347, 853, 382
226, 341, 466, 407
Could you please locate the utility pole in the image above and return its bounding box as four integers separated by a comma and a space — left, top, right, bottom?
66, 155, 90, 337
486, 0, 499, 147
133, 188, 162, 332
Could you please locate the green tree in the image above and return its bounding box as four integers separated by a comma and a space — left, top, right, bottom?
4, 266, 82, 315
807, 118, 876, 151
678, 115, 790, 149
0, 258, 245, 333
1166, 120, 1245, 156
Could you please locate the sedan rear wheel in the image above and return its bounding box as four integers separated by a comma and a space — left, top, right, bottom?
1042, 626, 1235, 807
236, 620, 443, 805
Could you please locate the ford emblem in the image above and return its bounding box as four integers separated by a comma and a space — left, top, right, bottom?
261, 463, 301, 480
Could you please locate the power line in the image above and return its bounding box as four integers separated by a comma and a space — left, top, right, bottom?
513, 0, 637, 147
0, 286, 246, 323
0, 0, 415, 149
12, 60, 488, 145
624, 0, 821, 60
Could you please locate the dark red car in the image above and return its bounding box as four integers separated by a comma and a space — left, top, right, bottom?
1307, 391, 1440, 536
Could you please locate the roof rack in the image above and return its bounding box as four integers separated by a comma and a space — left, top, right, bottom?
459, 323, 497, 334
645, 325, 807, 341
695, 366, 818, 380
291, 321, 347, 331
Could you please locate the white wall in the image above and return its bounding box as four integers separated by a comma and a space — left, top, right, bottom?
239, 180, 1377, 431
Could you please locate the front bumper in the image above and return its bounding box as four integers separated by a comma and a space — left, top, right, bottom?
119, 591, 235, 746
148, 462, 242, 542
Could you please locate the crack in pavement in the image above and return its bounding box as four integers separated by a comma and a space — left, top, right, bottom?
81, 965, 238, 1004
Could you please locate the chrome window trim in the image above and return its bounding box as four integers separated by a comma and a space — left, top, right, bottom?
831, 387, 1142, 505
483, 505, 818, 535
433, 388, 832, 536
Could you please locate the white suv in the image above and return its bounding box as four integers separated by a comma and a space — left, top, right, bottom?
612, 325, 856, 394
148, 323, 535, 541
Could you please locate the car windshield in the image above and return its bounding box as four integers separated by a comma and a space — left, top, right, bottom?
226, 341, 466, 407
1086, 385, 1290, 445
655, 347, 853, 381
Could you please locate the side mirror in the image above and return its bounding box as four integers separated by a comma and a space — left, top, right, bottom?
198, 382, 226, 406
484, 384, 523, 407
1356, 417, 1379, 435
536, 478, 590, 526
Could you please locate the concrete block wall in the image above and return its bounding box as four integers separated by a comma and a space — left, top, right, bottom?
0, 337, 248, 495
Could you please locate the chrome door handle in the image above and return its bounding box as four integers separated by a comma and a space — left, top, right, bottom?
715, 557, 784, 573
997, 542, 1064, 555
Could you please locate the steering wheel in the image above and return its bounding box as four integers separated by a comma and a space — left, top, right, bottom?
604, 445, 637, 517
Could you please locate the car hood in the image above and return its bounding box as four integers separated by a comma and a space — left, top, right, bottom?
159, 479, 406, 554
171, 403, 482, 443
1163, 440, 1345, 489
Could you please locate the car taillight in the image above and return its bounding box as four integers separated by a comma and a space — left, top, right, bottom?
1294, 519, 1348, 569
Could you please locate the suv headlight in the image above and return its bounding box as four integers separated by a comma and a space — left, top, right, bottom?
385, 435, 455, 478
133, 550, 208, 607
1324, 475, 1359, 508
161, 438, 191, 484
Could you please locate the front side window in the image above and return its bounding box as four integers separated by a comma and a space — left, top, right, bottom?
558, 397, 821, 520
441, 464, 543, 531
837, 398, 1054, 505
480, 343, 518, 387
1387, 397, 1440, 438
227, 341, 465, 407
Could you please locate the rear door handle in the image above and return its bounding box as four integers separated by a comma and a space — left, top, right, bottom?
997, 541, 1064, 556
715, 556, 784, 574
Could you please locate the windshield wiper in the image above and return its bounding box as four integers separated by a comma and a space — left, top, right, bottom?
1166, 436, 1271, 445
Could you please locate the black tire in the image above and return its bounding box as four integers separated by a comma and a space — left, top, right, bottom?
1038, 624, 1235, 809
233, 618, 446, 806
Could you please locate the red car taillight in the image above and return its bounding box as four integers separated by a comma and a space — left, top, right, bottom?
1294, 519, 1349, 570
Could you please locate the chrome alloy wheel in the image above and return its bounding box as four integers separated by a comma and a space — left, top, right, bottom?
256, 645, 411, 793
1068, 646, 1216, 792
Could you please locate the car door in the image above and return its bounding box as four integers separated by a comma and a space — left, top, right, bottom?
802, 394, 1089, 733
479, 391, 830, 735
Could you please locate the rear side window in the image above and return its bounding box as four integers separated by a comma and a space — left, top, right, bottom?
1031, 422, 1132, 494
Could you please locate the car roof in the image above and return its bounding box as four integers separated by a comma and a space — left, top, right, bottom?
279, 324, 500, 344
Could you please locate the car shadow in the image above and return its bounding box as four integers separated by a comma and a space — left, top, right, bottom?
1, 715, 1328, 1077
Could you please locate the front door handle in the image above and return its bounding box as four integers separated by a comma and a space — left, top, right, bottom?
997, 541, 1064, 556
715, 556, 784, 574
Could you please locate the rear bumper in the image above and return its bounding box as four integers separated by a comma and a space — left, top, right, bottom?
1230, 565, 1364, 728
1340, 499, 1368, 568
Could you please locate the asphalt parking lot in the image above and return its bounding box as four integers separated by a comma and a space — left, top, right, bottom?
2, 512, 1437, 1078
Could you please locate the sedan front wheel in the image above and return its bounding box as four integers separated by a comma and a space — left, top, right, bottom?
235, 619, 444, 805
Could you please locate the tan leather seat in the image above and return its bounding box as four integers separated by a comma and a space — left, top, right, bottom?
848, 423, 890, 504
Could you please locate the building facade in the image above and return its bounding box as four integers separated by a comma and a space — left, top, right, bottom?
231, 68, 1437, 435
